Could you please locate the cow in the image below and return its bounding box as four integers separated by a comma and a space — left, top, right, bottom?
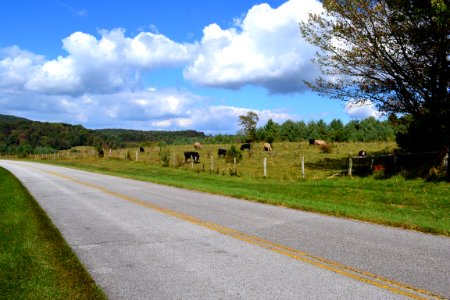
314, 139, 327, 146
218, 148, 227, 157
139, 146, 145, 153
358, 150, 367, 157
194, 142, 202, 150
309, 138, 315, 145
240, 143, 251, 151
184, 151, 200, 163
263, 143, 272, 151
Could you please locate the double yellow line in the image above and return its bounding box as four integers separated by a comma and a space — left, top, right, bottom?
39, 167, 446, 300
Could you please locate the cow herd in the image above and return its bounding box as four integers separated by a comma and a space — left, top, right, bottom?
182, 141, 363, 164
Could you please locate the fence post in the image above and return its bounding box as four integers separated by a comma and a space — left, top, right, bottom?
109, 149, 112, 158
136, 150, 139, 161
210, 156, 214, 171
191, 155, 194, 169
234, 157, 237, 174
348, 157, 353, 176
301, 155, 305, 179
263, 158, 267, 177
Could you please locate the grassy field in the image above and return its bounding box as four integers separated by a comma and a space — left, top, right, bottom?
0, 167, 106, 299
18, 141, 448, 237
46, 141, 399, 180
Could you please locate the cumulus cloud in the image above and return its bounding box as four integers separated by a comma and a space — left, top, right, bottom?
1, 29, 196, 95
345, 100, 381, 119
183, 0, 323, 94
0, 0, 318, 133
0, 86, 294, 133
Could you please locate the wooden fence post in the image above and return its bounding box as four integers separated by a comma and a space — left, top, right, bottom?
348, 157, 353, 176
301, 155, 305, 179
136, 150, 138, 161
210, 156, 214, 171
234, 157, 237, 174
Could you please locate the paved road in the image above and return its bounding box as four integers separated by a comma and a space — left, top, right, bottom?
1, 160, 449, 299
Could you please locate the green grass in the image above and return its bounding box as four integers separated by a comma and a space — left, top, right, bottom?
39, 157, 450, 236
0, 167, 106, 300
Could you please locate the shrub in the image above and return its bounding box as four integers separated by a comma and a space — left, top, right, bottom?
226, 145, 243, 163
159, 146, 171, 167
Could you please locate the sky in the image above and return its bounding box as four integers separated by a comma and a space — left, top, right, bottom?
0, 0, 379, 134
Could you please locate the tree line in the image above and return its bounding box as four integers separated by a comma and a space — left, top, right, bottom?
235, 111, 397, 144
0, 113, 399, 156
0, 114, 205, 156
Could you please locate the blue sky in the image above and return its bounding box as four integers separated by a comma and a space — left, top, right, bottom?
0, 0, 378, 134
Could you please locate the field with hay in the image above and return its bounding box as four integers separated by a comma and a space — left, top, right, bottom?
50, 141, 398, 180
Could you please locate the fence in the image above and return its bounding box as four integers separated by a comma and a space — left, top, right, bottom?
2, 144, 448, 180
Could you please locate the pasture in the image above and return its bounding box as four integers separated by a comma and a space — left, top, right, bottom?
59, 141, 398, 180
13, 141, 449, 236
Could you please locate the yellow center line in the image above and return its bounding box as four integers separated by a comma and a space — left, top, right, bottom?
38, 166, 446, 300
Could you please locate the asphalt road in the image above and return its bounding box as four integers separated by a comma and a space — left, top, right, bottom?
1, 160, 449, 299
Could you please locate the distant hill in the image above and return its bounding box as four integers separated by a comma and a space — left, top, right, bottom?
0, 114, 30, 122
0, 114, 205, 154
96, 129, 205, 144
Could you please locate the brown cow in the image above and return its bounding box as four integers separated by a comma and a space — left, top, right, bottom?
314, 140, 326, 146
194, 142, 202, 150
263, 143, 272, 151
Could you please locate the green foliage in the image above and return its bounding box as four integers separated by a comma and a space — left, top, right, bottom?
0, 167, 106, 299
226, 145, 243, 163
256, 117, 395, 143
238, 111, 259, 141
158, 145, 171, 167
97, 128, 205, 146
300, 0, 449, 155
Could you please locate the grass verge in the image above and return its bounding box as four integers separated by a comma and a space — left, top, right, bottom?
0, 167, 106, 299
42, 158, 450, 236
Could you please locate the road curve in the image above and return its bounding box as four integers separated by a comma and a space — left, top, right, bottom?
1, 160, 449, 299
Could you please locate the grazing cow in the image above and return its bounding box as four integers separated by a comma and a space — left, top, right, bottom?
358, 150, 367, 157
309, 139, 315, 145
218, 148, 227, 157
314, 139, 327, 146
263, 143, 272, 151
240, 143, 251, 151
184, 151, 200, 163
139, 146, 145, 153
194, 142, 202, 150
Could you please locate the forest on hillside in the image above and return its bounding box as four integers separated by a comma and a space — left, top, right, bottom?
0, 114, 399, 156
0, 115, 205, 155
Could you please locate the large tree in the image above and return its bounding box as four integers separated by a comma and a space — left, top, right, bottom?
238, 111, 259, 141
300, 0, 449, 153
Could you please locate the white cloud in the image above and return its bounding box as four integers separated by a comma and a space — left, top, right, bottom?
345, 100, 381, 119
183, 0, 323, 94
0, 29, 196, 95
0, 85, 295, 134
0, 1, 323, 133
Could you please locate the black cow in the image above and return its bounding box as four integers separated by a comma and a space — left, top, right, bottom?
184, 151, 199, 163
309, 139, 315, 145
240, 143, 251, 151
358, 150, 367, 157
218, 148, 227, 157
139, 146, 145, 153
